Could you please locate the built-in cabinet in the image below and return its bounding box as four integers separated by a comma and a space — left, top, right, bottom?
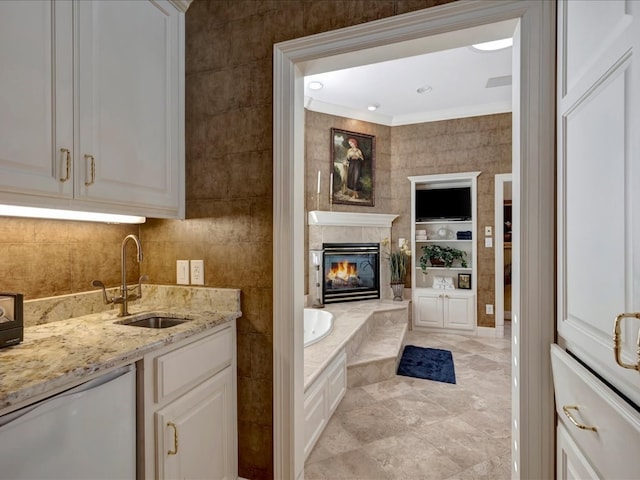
304, 350, 346, 459
141, 322, 237, 479
415, 289, 475, 330
553, 1, 640, 477
409, 173, 479, 333
0, 0, 184, 218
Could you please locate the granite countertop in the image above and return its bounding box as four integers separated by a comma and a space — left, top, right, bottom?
0, 285, 241, 413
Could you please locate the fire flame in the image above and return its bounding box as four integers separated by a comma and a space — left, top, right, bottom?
327, 261, 359, 284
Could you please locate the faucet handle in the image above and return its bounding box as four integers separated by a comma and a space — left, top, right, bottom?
92, 279, 113, 305
125, 274, 148, 301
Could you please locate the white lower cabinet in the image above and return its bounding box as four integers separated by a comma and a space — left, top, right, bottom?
141, 322, 237, 480
304, 351, 346, 460
551, 345, 640, 480
415, 288, 475, 331
156, 368, 234, 480
557, 423, 598, 480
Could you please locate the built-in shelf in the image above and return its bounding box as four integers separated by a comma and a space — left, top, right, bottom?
409, 171, 479, 333
416, 220, 472, 225
504, 242, 512, 249
416, 239, 472, 243
416, 267, 472, 272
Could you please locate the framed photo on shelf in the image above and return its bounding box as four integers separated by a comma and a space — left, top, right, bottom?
458, 273, 471, 290
330, 128, 375, 206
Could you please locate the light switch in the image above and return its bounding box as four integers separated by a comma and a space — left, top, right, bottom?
485, 237, 493, 248
176, 260, 189, 285
485, 226, 492, 236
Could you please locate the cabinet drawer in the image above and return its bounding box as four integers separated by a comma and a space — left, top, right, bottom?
155, 327, 233, 402
550, 344, 640, 479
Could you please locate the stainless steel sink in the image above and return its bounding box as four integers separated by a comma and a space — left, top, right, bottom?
115, 316, 190, 329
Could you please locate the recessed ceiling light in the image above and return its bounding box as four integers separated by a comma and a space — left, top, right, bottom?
367, 103, 379, 111
472, 38, 513, 51
417, 85, 433, 94
309, 81, 323, 90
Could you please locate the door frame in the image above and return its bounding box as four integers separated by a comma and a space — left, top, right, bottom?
495, 173, 513, 338
273, 1, 556, 478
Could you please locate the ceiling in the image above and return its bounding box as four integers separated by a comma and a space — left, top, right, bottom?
303, 21, 517, 126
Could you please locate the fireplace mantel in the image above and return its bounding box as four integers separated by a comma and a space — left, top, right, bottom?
308, 211, 398, 228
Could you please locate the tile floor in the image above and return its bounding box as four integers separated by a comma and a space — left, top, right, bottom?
304, 326, 512, 479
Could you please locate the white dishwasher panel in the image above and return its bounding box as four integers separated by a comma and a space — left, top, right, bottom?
0, 364, 136, 479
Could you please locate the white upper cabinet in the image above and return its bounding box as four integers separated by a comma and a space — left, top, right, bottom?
0, 1, 73, 199
0, 0, 185, 218
75, 0, 183, 216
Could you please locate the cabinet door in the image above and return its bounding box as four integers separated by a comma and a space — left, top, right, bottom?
557, 0, 640, 406
415, 292, 443, 328
156, 367, 236, 480
444, 294, 475, 330
557, 423, 599, 480
0, 1, 73, 199
76, 0, 182, 217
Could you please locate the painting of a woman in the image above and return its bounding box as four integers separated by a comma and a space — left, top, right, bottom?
330, 128, 375, 206
345, 137, 364, 197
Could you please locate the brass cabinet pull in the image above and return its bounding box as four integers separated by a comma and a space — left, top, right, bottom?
562, 405, 597, 432
167, 421, 178, 455
59, 148, 71, 182
613, 313, 640, 372
84, 154, 95, 186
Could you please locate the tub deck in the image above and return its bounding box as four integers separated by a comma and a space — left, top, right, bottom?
303, 299, 409, 391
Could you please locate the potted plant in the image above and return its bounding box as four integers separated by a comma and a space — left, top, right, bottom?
382, 238, 411, 301
419, 244, 467, 272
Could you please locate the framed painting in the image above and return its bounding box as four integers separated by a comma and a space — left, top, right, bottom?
330, 128, 375, 206
458, 273, 472, 290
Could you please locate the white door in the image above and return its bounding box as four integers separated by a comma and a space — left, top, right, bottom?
0, 0, 73, 199
557, 0, 640, 406
416, 291, 443, 328
445, 293, 474, 330
156, 367, 236, 480
76, 0, 181, 213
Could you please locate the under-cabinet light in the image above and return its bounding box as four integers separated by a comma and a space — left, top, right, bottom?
0, 205, 146, 224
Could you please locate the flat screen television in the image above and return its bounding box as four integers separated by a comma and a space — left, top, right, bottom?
415, 187, 471, 221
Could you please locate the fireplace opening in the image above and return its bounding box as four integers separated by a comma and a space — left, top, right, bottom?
323, 243, 380, 304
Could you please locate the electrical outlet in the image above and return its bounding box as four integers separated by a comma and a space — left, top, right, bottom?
485, 237, 493, 248
190, 260, 204, 285
176, 260, 189, 285
398, 238, 406, 248
486, 304, 494, 315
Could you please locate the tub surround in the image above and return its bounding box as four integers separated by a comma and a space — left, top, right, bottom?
0, 285, 241, 412
304, 299, 409, 391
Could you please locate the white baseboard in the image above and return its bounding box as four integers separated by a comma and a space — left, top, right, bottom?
477, 326, 500, 337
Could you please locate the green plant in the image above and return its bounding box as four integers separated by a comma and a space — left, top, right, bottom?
382, 238, 411, 283
419, 244, 467, 272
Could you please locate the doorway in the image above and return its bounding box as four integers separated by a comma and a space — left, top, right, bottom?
273, 2, 556, 479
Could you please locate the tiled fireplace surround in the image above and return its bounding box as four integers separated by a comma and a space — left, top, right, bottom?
307, 211, 400, 303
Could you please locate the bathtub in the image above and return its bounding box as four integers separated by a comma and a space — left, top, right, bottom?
304, 308, 334, 347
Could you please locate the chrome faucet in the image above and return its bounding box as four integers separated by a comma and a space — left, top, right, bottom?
92, 234, 146, 316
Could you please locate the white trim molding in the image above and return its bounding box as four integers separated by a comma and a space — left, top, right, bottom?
308, 211, 398, 227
